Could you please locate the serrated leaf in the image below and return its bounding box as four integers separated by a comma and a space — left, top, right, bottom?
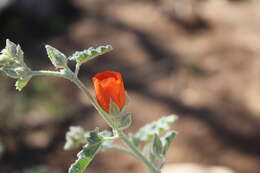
69, 45, 113, 64
161, 131, 177, 156
45, 45, 67, 68
68, 129, 104, 173
117, 112, 132, 130
15, 77, 31, 91
135, 115, 178, 141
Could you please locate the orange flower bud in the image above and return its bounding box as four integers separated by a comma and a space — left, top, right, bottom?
92, 71, 126, 113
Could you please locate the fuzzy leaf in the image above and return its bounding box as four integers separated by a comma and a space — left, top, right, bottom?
68, 129, 104, 173
5, 39, 17, 57
69, 45, 112, 64
152, 134, 163, 157
45, 45, 67, 68
16, 44, 24, 61
117, 112, 132, 130
161, 131, 177, 156
135, 115, 178, 141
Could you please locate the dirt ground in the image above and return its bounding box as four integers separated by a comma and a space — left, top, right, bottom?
1, 0, 260, 173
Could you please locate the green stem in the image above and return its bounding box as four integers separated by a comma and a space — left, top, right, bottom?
75, 63, 80, 77
117, 130, 160, 173
30, 70, 66, 78
110, 145, 136, 158
70, 75, 160, 173
30, 68, 160, 173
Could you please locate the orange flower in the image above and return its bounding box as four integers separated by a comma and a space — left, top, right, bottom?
92, 71, 126, 113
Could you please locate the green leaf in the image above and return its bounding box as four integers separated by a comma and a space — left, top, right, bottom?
68, 129, 104, 173
5, 39, 17, 57
45, 45, 67, 68
16, 44, 24, 61
142, 135, 164, 168
69, 45, 113, 64
135, 115, 178, 141
15, 77, 31, 91
152, 134, 163, 157
161, 131, 177, 156
117, 112, 132, 130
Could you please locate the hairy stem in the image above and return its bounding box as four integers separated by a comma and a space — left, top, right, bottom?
117, 130, 160, 173
30, 67, 160, 173
109, 145, 137, 158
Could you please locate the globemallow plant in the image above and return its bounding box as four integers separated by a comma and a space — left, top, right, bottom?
0, 39, 178, 173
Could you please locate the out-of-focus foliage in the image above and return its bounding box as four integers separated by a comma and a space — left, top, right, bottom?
18, 166, 62, 173
0, 137, 4, 158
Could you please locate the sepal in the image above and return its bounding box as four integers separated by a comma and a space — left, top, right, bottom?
109, 99, 120, 115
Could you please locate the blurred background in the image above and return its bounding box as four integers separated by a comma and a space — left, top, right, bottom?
0, 0, 260, 173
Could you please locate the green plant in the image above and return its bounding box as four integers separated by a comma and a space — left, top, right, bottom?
0, 39, 178, 173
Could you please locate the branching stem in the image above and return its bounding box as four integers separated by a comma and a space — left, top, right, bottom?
29, 66, 160, 173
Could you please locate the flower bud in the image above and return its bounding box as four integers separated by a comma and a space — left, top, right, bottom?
92, 71, 126, 113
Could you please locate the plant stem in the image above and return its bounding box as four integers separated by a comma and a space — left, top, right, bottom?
30, 68, 160, 173
74, 63, 80, 77
117, 130, 160, 173
70, 73, 160, 173
109, 145, 137, 158
30, 70, 66, 78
